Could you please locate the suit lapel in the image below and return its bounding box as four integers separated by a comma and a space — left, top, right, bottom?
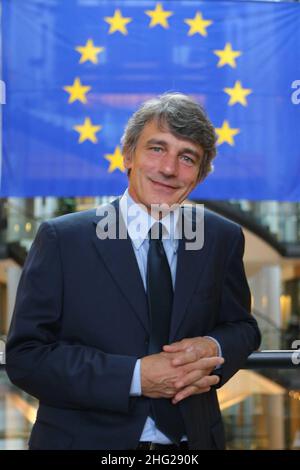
92, 198, 149, 333
169, 207, 213, 342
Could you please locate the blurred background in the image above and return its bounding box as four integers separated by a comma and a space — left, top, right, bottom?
1, 0, 300, 449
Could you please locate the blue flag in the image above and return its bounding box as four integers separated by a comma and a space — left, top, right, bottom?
1, 0, 300, 199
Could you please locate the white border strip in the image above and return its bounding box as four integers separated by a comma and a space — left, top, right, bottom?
0, 0, 3, 194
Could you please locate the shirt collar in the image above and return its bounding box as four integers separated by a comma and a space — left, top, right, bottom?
119, 189, 180, 253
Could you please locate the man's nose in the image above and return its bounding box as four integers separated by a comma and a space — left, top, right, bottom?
159, 152, 178, 176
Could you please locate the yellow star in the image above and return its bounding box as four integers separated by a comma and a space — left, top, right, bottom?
73, 117, 102, 143
63, 77, 91, 104
145, 3, 173, 29
104, 9, 132, 35
105, 146, 125, 173
184, 11, 213, 37
224, 80, 252, 106
75, 39, 105, 64
214, 43, 242, 68
215, 120, 240, 146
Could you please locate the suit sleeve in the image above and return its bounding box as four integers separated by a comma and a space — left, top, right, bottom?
206, 227, 261, 387
5, 221, 138, 414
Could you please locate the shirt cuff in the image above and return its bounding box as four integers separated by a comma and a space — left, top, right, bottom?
204, 336, 223, 369
129, 358, 142, 396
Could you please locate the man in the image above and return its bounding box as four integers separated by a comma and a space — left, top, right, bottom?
6, 93, 261, 450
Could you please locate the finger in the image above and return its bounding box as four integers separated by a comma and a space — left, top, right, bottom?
172, 351, 224, 368
197, 356, 225, 369
172, 385, 198, 404
174, 368, 201, 389
172, 375, 220, 403
172, 386, 211, 404
175, 373, 219, 392
170, 344, 212, 364
172, 382, 213, 404
174, 368, 221, 389
171, 349, 199, 366
177, 356, 224, 372
172, 387, 211, 404
196, 374, 220, 389
163, 340, 188, 352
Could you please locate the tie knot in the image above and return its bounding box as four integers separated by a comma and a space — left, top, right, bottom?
148, 222, 163, 241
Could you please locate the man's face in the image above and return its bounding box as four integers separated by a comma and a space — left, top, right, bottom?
124, 120, 204, 211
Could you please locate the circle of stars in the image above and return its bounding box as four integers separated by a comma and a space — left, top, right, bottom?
62, 2, 254, 175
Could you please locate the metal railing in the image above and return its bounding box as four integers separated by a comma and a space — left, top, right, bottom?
245, 350, 300, 368
1, 350, 300, 370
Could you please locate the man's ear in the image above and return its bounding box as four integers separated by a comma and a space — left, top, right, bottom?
123, 148, 133, 170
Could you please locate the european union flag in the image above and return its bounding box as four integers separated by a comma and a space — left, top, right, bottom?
1, 0, 300, 199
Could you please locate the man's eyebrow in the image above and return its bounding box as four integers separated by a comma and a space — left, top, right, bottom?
146, 139, 201, 159
146, 138, 168, 147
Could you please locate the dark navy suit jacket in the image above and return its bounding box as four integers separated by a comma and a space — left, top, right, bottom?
6, 198, 261, 449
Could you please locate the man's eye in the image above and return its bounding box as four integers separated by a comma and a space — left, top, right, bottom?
150, 147, 163, 153
181, 155, 194, 164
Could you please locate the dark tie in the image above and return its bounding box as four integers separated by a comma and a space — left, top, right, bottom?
146, 222, 185, 445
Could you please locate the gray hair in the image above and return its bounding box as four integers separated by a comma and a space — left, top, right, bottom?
121, 92, 217, 181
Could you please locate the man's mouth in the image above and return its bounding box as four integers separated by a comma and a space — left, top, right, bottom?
149, 178, 178, 190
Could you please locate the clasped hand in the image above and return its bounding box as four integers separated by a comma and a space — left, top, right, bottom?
141, 337, 224, 404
